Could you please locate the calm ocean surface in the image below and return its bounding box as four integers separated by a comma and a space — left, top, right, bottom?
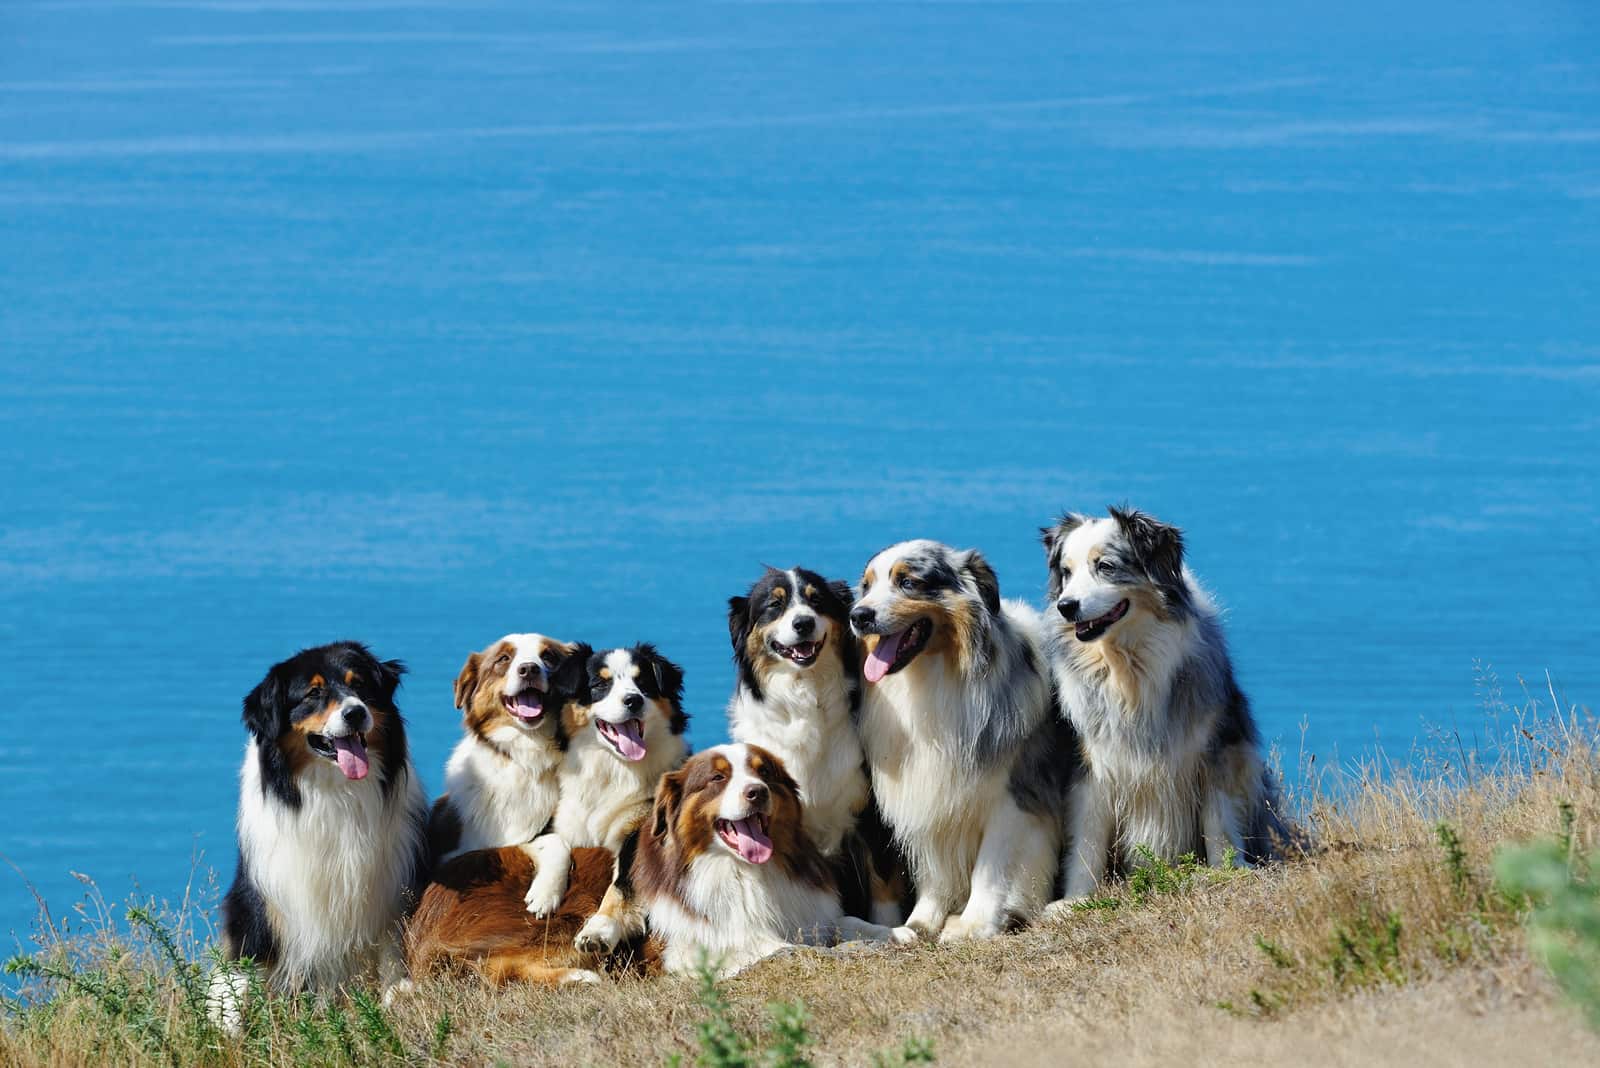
2, 1, 1597, 943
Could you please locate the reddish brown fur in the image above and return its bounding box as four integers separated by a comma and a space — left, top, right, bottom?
407, 846, 658, 985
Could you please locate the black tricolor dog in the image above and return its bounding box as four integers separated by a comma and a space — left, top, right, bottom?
210, 641, 429, 1030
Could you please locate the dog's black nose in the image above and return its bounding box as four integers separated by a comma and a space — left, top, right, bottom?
849, 606, 875, 629
743, 781, 769, 806
622, 692, 644, 713
1057, 598, 1080, 621
791, 615, 815, 637
517, 661, 541, 678
341, 703, 371, 730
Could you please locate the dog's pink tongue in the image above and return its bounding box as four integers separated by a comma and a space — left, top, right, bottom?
331, 736, 369, 780
512, 695, 543, 720
611, 719, 647, 762
863, 629, 904, 684
731, 818, 773, 864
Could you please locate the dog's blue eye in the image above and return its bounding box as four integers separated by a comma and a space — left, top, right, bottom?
900, 577, 918, 591
1097, 560, 1115, 576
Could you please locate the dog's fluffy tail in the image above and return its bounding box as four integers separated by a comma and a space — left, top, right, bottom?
1251, 769, 1312, 862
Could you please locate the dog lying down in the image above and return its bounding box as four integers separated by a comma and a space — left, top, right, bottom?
407, 744, 911, 983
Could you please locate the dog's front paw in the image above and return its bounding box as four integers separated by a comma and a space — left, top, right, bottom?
380, 978, 416, 1009
524, 880, 563, 917
1042, 897, 1084, 923
574, 914, 621, 956
889, 925, 919, 945
901, 913, 945, 940
559, 969, 603, 986
938, 915, 999, 943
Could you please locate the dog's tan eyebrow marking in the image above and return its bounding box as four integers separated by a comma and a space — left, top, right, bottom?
308, 674, 325, 689
710, 754, 732, 776
749, 751, 765, 772
344, 670, 357, 684
802, 584, 817, 599
862, 568, 876, 590
890, 561, 909, 583
599, 667, 612, 680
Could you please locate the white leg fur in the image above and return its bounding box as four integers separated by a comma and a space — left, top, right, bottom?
523, 833, 572, 916
835, 915, 918, 945
942, 800, 1056, 941
1048, 778, 1114, 917
377, 930, 412, 1007
903, 889, 953, 940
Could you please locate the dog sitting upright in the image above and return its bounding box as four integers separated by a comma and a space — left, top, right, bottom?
210, 642, 428, 1030
1039, 506, 1289, 915
726, 566, 907, 924
426, 634, 590, 864
726, 567, 864, 857
521, 644, 690, 921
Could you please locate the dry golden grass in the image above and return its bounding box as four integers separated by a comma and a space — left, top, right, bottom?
5, 702, 1598, 1067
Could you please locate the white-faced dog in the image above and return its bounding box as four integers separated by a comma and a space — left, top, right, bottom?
521, 644, 690, 918
632, 744, 911, 978
850, 540, 1076, 941
426, 634, 590, 865
211, 642, 429, 1030
1040, 507, 1286, 913
726, 567, 865, 858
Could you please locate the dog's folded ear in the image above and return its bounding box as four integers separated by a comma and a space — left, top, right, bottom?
1041, 513, 1089, 558
726, 596, 750, 651
241, 668, 284, 741
1111, 506, 1185, 586
374, 658, 406, 703
551, 642, 593, 697
960, 549, 1002, 616
650, 768, 687, 841
828, 579, 854, 608
452, 652, 482, 711
640, 645, 686, 709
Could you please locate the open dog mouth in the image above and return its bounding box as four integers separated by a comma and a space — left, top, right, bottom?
769, 634, 825, 667
1074, 599, 1130, 642
862, 617, 933, 684
502, 691, 545, 723
306, 732, 370, 780
715, 814, 773, 863
596, 717, 647, 762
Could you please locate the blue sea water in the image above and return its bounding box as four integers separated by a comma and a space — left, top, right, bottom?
1, 0, 1597, 944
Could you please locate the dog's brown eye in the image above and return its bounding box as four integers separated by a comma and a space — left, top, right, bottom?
1097, 559, 1115, 576
304, 687, 323, 701
540, 650, 559, 667
495, 654, 511, 667
709, 773, 726, 784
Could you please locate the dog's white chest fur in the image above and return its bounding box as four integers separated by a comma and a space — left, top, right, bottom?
1051, 592, 1222, 861
237, 743, 424, 992
728, 660, 866, 857
553, 739, 679, 850
440, 727, 561, 857
651, 853, 841, 975
859, 661, 1010, 861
